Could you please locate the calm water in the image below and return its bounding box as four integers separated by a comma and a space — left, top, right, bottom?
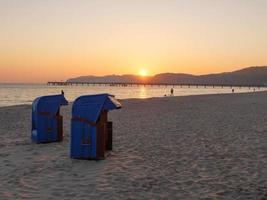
0, 83, 265, 107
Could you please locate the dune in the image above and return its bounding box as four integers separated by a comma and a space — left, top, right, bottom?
0, 92, 267, 199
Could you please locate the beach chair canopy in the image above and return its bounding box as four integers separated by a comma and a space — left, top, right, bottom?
32, 94, 68, 115
72, 93, 121, 123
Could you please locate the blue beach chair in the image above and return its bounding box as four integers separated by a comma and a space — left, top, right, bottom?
32, 93, 68, 143
71, 93, 121, 160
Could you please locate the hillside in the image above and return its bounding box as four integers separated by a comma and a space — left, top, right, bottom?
67, 66, 267, 86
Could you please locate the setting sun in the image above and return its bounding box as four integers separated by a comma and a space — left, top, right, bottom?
139, 69, 148, 77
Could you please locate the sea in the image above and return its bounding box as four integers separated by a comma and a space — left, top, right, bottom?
0, 83, 265, 107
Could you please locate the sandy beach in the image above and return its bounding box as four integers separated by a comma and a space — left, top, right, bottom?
0, 92, 267, 199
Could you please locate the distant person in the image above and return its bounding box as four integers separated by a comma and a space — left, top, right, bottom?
232, 89, 234, 93
170, 88, 174, 96
61, 90, 64, 95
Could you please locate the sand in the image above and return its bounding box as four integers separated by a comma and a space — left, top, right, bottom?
0, 92, 267, 199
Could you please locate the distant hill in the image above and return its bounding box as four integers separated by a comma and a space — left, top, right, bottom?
67, 66, 267, 86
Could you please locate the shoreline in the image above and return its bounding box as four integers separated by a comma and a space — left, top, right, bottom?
1, 90, 267, 109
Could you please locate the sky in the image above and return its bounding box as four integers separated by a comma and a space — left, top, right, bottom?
0, 0, 267, 83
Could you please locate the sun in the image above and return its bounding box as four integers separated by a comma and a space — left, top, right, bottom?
139, 69, 148, 77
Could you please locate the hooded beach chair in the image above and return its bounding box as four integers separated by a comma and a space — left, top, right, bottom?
71, 93, 121, 160
32, 93, 68, 143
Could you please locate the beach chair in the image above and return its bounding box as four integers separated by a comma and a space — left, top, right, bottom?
31, 93, 68, 143
71, 93, 121, 160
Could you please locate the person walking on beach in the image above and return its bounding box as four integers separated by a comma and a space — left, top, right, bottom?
170, 88, 174, 96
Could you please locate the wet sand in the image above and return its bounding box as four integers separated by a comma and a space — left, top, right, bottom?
0, 92, 267, 199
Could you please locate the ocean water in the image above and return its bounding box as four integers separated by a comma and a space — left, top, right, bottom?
0, 83, 265, 107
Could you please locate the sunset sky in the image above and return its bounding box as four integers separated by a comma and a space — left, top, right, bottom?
0, 0, 267, 83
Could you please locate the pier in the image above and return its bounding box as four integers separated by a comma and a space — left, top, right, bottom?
47, 81, 265, 89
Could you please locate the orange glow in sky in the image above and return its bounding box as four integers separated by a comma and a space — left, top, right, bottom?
0, 0, 267, 83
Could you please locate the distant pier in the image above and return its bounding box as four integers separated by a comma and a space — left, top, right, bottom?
47, 81, 265, 89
